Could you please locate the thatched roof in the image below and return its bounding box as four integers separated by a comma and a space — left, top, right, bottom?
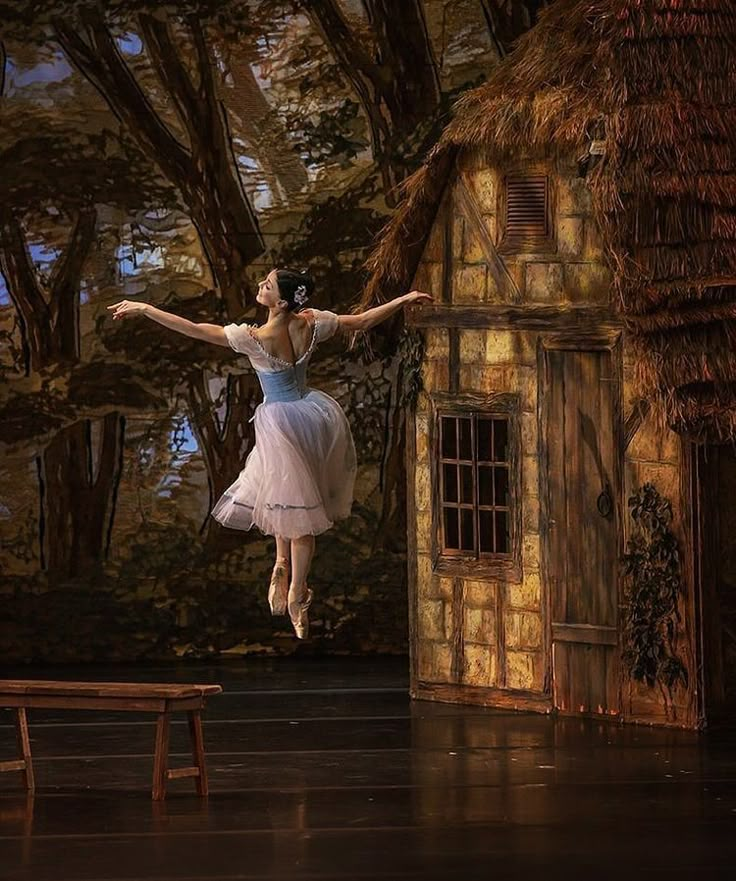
361, 0, 736, 441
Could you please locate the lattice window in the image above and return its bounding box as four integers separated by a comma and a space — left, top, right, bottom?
503, 174, 550, 248
439, 413, 512, 557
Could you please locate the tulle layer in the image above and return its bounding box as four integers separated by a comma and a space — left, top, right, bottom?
210, 388, 357, 539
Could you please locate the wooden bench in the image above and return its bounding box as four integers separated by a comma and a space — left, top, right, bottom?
0, 680, 223, 800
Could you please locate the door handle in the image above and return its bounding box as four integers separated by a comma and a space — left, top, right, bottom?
596, 483, 613, 519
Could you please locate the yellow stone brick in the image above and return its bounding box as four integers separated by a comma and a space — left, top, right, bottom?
506, 573, 541, 610
483, 330, 516, 364
503, 259, 526, 299
525, 261, 565, 303
628, 421, 680, 465
523, 533, 541, 572
438, 577, 455, 600
522, 455, 540, 498
416, 414, 430, 463
519, 367, 538, 413
522, 496, 540, 534
416, 390, 431, 414
443, 600, 456, 641
416, 639, 434, 680
415, 510, 431, 553
432, 642, 453, 682
521, 412, 538, 452
557, 217, 584, 259
463, 644, 497, 687
421, 359, 449, 390
465, 169, 498, 214
417, 552, 433, 587
506, 611, 542, 650
459, 365, 475, 392
514, 331, 538, 368
463, 222, 487, 264
459, 329, 487, 363
583, 218, 605, 261
419, 599, 445, 640
422, 219, 444, 261
453, 264, 487, 303
424, 328, 449, 360
463, 606, 496, 645
506, 650, 535, 690
563, 262, 611, 305
465, 579, 496, 608
557, 175, 593, 216
415, 463, 431, 512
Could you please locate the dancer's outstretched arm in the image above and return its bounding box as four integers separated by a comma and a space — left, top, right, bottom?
106, 300, 230, 347
335, 290, 433, 332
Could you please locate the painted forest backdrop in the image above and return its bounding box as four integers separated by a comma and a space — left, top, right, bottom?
0, 0, 549, 662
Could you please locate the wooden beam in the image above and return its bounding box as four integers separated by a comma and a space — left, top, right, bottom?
406, 303, 621, 332
456, 175, 521, 303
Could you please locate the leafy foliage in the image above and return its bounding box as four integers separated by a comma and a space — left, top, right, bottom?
621, 483, 688, 693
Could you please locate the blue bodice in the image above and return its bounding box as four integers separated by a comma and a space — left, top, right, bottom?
255, 365, 308, 403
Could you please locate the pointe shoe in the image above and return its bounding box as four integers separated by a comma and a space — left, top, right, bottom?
288, 586, 313, 640
268, 558, 290, 616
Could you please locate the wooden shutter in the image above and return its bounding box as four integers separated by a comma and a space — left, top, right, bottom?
504, 174, 549, 246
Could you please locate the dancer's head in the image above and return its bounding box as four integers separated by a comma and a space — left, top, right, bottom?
256, 268, 315, 314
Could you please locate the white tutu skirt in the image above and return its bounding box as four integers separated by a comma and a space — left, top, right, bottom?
210, 388, 357, 539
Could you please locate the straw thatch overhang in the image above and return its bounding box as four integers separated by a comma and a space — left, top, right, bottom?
360, 0, 736, 441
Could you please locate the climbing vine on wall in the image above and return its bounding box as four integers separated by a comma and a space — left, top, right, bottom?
622, 483, 688, 696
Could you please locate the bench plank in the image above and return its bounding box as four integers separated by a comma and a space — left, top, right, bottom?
0, 680, 222, 700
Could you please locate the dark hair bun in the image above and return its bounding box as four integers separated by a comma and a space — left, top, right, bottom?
275, 268, 315, 313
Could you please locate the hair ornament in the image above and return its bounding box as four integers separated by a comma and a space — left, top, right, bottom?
293, 284, 309, 305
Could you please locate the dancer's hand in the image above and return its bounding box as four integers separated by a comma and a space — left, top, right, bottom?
107, 300, 149, 320
403, 290, 433, 306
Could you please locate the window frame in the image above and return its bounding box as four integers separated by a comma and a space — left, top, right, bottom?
429, 392, 522, 582
497, 163, 557, 256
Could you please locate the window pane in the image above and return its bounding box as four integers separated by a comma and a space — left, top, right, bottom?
443, 508, 459, 550
460, 509, 475, 551
478, 466, 493, 506
441, 417, 457, 459
460, 464, 474, 504
493, 466, 510, 507
442, 463, 458, 503
479, 510, 493, 553
495, 510, 510, 554
493, 419, 509, 462
477, 418, 492, 461
459, 417, 472, 460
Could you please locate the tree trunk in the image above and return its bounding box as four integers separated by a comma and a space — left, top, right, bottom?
307, 0, 440, 201
39, 412, 125, 582
0, 206, 97, 373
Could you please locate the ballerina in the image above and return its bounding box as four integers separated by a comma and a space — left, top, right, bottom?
108, 269, 433, 638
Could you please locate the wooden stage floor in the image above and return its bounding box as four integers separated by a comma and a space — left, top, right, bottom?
1, 656, 736, 880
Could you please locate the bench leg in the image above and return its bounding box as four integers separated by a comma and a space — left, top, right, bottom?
187, 711, 208, 797
15, 709, 34, 794
152, 713, 171, 801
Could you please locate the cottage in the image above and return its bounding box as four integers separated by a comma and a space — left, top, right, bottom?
360, 0, 736, 728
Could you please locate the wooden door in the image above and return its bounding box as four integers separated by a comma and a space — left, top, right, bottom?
544, 345, 620, 716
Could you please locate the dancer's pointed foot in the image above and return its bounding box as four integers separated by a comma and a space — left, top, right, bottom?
288, 583, 313, 640
268, 557, 290, 616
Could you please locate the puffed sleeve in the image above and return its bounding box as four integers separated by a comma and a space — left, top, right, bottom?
223, 322, 257, 354
311, 309, 340, 344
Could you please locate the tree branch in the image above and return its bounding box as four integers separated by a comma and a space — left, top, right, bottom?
138, 13, 201, 139
53, 11, 192, 183
50, 206, 97, 362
